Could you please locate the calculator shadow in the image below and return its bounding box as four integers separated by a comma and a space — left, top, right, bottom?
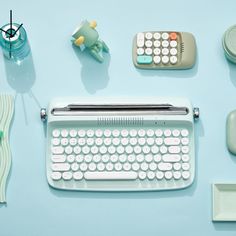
72, 45, 110, 94
135, 52, 198, 78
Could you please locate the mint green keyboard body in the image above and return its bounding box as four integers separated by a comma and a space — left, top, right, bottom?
45, 97, 197, 191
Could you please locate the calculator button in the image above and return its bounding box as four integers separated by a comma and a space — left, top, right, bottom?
170, 32, 177, 40
137, 55, 152, 64
170, 48, 177, 56
137, 38, 144, 47
162, 48, 169, 56
162, 40, 169, 48
145, 40, 153, 47
161, 32, 169, 40
154, 40, 161, 47
154, 48, 161, 55
153, 56, 161, 64
153, 32, 161, 40
162, 56, 169, 64
145, 48, 153, 55
137, 48, 144, 55
170, 56, 177, 64
145, 32, 152, 39
170, 40, 177, 47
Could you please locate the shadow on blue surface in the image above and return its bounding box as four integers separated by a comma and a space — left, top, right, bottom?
72, 45, 110, 94
134, 51, 199, 78
228, 60, 236, 88
3, 52, 41, 124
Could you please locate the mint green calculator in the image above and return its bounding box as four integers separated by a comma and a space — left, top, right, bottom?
133, 31, 196, 69
41, 97, 199, 191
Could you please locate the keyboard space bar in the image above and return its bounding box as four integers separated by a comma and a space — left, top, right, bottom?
84, 172, 138, 180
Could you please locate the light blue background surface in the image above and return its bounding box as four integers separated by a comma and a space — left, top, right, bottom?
0, 0, 236, 235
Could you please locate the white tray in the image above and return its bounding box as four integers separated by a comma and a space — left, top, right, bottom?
212, 183, 236, 221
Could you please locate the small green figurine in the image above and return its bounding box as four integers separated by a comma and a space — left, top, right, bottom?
72, 20, 109, 63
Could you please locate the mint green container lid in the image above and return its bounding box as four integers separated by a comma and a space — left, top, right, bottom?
223, 25, 236, 63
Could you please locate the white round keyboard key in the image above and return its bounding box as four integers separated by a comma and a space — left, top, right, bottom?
161, 32, 169, 40
106, 163, 114, 171
91, 146, 99, 154
70, 129, 77, 137
51, 172, 62, 180
138, 129, 145, 137
162, 56, 169, 64
139, 171, 147, 180
95, 129, 103, 137
132, 162, 140, 171
89, 163, 96, 171
169, 146, 181, 154
117, 146, 125, 154
145, 40, 153, 47
145, 154, 153, 163
119, 154, 127, 163
154, 40, 161, 48
62, 172, 73, 180
134, 146, 142, 154
52, 138, 60, 146
155, 138, 163, 145
165, 171, 173, 180
71, 163, 79, 171
147, 171, 155, 180
93, 154, 101, 163
52, 129, 60, 138
86, 138, 94, 146
73, 171, 83, 180
110, 154, 118, 163
130, 138, 137, 146
121, 138, 129, 146
173, 171, 181, 180
182, 171, 190, 180
121, 129, 129, 137
149, 162, 157, 171
84, 155, 92, 163
67, 155, 75, 163
61, 138, 69, 146
80, 163, 88, 171
123, 162, 131, 171
76, 155, 84, 163
141, 162, 149, 171
147, 138, 155, 146
138, 138, 146, 146
156, 171, 164, 180
70, 138, 77, 146
162, 40, 169, 48
145, 32, 152, 40
102, 154, 109, 163
61, 129, 69, 138
86, 129, 94, 137
137, 154, 144, 163
154, 154, 161, 162
151, 145, 159, 153
95, 138, 103, 146
173, 162, 181, 171
172, 129, 180, 137
108, 146, 116, 154
104, 129, 112, 137
74, 146, 81, 154
182, 146, 189, 154
170, 40, 177, 47
130, 129, 137, 137
158, 162, 172, 171
126, 145, 133, 154
65, 146, 73, 155
154, 48, 161, 55
164, 129, 171, 137
160, 146, 167, 154
162, 48, 169, 56
128, 154, 135, 163
154, 56, 161, 64
145, 48, 153, 55
181, 138, 189, 145
115, 163, 122, 171
82, 146, 90, 154
147, 129, 154, 137
181, 129, 189, 137
97, 163, 105, 171
182, 163, 190, 171
78, 138, 86, 146
100, 146, 107, 154
78, 130, 86, 137
170, 56, 178, 65
143, 145, 150, 154
137, 48, 144, 55
182, 154, 190, 162
154, 32, 161, 40
112, 129, 120, 137
104, 138, 112, 146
